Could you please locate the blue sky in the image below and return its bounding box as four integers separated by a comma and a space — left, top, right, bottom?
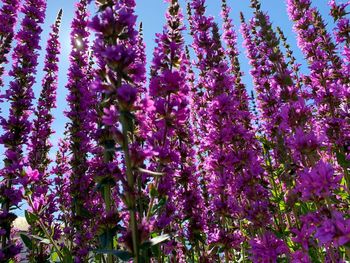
1, 0, 335, 157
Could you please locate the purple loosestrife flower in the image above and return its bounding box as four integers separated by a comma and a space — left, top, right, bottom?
0, 0, 46, 259
287, 0, 350, 176
220, 0, 250, 117
65, 0, 94, 260
24, 10, 62, 261
249, 231, 289, 262
29, 9, 62, 174
52, 139, 73, 241
146, 0, 205, 252
191, 1, 270, 256
329, 0, 350, 45
90, 0, 146, 258
315, 211, 350, 247
241, 3, 323, 172
245, 4, 347, 258
329, 1, 350, 164
241, 15, 281, 142
0, 0, 21, 89
296, 160, 340, 201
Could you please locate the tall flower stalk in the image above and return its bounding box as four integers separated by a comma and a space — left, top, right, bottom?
191, 1, 270, 261
221, 0, 250, 117
146, 0, 205, 260
29, 9, 62, 174
90, 0, 146, 261
24, 9, 63, 262
287, 0, 350, 184
0, 0, 46, 260
65, 0, 94, 260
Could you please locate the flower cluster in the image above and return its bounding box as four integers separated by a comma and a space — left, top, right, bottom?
0, 0, 349, 262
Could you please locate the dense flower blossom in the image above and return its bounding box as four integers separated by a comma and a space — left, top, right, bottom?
191, 1, 270, 259
65, 0, 94, 260
249, 231, 289, 262
296, 161, 340, 200
0, 0, 46, 260
0, 0, 21, 89
0, 0, 349, 262
146, 1, 205, 254
241, 3, 346, 260
287, 0, 350, 180
315, 211, 350, 247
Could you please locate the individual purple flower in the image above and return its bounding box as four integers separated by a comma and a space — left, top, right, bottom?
315, 211, 350, 247
249, 231, 289, 262
25, 167, 40, 183
291, 250, 312, 263
117, 83, 137, 109
296, 161, 340, 200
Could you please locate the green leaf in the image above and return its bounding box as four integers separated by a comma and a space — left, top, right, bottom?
337, 151, 350, 168
308, 246, 322, 263
25, 210, 39, 225
20, 233, 33, 250
140, 234, 170, 250
94, 249, 133, 261
62, 246, 73, 263
51, 251, 59, 262
30, 234, 50, 245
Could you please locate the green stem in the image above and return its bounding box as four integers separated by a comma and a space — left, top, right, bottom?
103, 185, 114, 263
27, 197, 64, 262
120, 111, 139, 263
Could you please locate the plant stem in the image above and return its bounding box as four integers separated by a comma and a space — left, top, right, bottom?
27, 197, 64, 262
120, 111, 140, 262
103, 184, 114, 263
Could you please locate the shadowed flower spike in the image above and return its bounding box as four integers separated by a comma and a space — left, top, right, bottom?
89, 0, 146, 260
29, 9, 63, 175
65, 0, 94, 260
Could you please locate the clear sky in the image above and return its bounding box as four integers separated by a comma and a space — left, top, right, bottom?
0, 0, 335, 157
